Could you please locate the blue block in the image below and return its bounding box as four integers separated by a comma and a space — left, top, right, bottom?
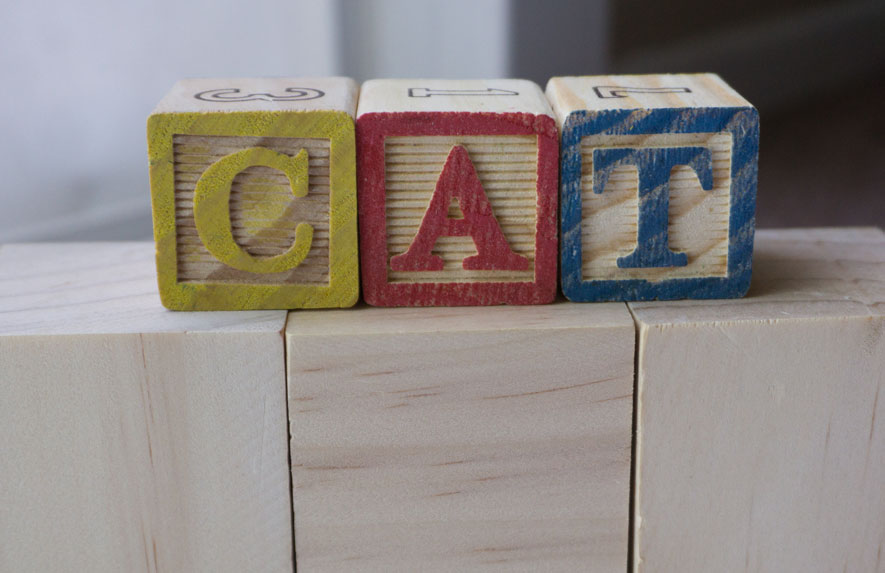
555, 77, 759, 302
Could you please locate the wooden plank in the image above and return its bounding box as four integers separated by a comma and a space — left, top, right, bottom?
0, 243, 292, 572
629, 227, 885, 572
547, 73, 758, 301
287, 302, 635, 571
148, 77, 359, 310
286, 304, 634, 571
357, 79, 558, 306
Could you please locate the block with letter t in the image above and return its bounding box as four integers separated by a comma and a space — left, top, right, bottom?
147, 77, 359, 310
547, 74, 759, 301
357, 79, 558, 306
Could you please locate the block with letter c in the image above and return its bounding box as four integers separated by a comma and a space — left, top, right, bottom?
147, 77, 359, 310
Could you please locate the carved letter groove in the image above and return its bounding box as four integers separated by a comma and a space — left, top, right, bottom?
390, 145, 528, 273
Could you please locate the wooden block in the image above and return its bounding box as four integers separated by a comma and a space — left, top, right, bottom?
0, 243, 292, 572
287, 303, 635, 571
356, 79, 558, 306
546, 73, 759, 301
148, 77, 359, 310
629, 228, 885, 572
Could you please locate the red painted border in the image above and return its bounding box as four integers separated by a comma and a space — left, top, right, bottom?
357, 112, 559, 307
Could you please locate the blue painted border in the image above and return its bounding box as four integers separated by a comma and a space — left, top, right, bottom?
560, 107, 759, 301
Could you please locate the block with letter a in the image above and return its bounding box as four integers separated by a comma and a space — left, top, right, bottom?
147, 77, 359, 310
357, 79, 558, 306
547, 73, 759, 301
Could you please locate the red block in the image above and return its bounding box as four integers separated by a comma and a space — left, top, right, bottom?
357, 79, 558, 307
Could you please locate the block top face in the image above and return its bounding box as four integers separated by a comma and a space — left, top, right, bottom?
546, 73, 752, 125
356, 78, 553, 117
0, 243, 287, 336
151, 77, 358, 116
286, 301, 633, 337
629, 228, 885, 326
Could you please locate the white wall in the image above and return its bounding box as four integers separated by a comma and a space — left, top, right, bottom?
0, 0, 338, 241
339, 0, 510, 80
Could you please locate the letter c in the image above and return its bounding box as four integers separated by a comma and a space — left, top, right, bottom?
193, 147, 313, 273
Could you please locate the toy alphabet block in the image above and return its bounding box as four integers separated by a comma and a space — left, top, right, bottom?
287, 302, 635, 571
147, 77, 359, 310
357, 79, 558, 306
546, 74, 759, 301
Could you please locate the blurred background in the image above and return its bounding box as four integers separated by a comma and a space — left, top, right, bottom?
0, 0, 882, 242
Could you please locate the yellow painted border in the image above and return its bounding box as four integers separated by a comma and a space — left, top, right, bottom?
147, 110, 358, 310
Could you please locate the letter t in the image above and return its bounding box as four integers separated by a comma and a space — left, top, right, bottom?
593, 146, 714, 268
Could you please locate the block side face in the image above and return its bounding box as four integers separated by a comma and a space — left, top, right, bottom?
153, 77, 358, 115
548, 73, 752, 113
287, 319, 634, 571
148, 110, 357, 310
357, 112, 558, 307
564, 106, 757, 301
1, 332, 292, 571
357, 78, 553, 117
635, 317, 885, 573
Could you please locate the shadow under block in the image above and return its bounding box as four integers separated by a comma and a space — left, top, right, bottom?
286, 304, 635, 572
629, 228, 885, 572
546, 74, 759, 301
0, 243, 292, 572
147, 77, 359, 310
356, 79, 558, 306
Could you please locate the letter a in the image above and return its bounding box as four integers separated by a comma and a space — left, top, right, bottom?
391, 145, 528, 272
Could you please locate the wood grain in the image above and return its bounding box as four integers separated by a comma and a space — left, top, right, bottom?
546, 73, 751, 124
287, 303, 635, 572
153, 76, 359, 115
0, 243, 292, 572
357, 78, 553, 116
385, 134, 538, 284
580, 132, 732, 281
629, 227, 885, 572
174, 134, 331, 286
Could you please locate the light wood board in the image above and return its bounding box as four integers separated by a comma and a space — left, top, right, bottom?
629, 227, 885, 572
0, 243, 292, 572
286, 303, 635, 572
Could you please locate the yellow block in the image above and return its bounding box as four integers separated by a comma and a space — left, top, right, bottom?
147, 78, 359, 310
